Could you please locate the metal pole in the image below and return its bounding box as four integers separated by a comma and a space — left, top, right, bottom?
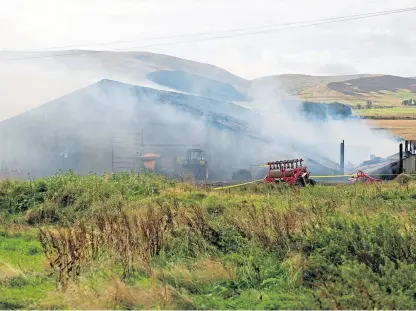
399, 143, 403, 174
340, 140, 345, 175
141, 129, 144, 156
111, 136, 114, 173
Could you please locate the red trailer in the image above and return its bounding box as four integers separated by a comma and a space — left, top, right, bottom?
264, 159, 316, 187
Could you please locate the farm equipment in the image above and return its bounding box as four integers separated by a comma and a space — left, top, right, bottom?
348, 170, 381, 183
182, 148, 209, 181
264, 159, 316, 187
140, 153, 162, 171
139, 149, 209, 181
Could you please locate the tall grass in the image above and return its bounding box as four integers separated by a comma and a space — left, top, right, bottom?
2, 171, 416, 309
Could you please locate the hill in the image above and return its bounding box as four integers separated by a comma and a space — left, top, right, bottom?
298, 75, 416, 107
328, 75, 416, 96
1, 50, 415, 143
146, 70, 247, 102
0, 78, 363, 179
250, 74, 375, 96
0, 51, 250, 121
251, 73, 416, 107
2, 50, 416, 118
1, 50, 416, 120
134, 51, 249, 92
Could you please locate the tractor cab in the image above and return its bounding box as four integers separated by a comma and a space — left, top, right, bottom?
186, 149, 206, 163
183, 149, 209, 180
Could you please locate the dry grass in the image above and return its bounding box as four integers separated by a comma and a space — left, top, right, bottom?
281, 252, 306, 285
38, 205, 170, 289
225, 203, 326, 250
37, 201, 225, 290
156, 259, 234, 287
38, 276, 185, 309
0, 263, 22, 279
366, 120, 416, 139
193, 259, 235, 281
3, 223, 37, 236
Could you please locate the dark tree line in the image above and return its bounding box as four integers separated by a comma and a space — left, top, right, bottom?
402, 99, 416, 106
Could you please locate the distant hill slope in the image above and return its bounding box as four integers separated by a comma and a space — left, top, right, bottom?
327, 75, 416, 95
134, 52, 249, 92
249, 73, 416, 107
0, 50, 250, 120
251, 74, 375, 96
1, 50, 415, 117
147, 70, 247, 101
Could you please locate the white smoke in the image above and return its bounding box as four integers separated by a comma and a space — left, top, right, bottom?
246, 78, 398, 166
0, 50, 401, 179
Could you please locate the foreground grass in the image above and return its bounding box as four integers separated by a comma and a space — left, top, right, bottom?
2, 171, 416, 309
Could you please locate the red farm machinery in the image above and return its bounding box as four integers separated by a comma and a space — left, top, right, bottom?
348, 170, 381, 184
264, 159, 316, 187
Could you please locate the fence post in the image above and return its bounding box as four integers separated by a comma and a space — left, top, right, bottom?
340, 140, 345, 175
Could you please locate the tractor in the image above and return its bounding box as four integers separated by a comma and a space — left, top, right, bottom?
139, 149, 209, 181
182, 149, 209, 181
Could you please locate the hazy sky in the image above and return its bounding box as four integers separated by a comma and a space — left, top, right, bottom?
1, 0, 416, 78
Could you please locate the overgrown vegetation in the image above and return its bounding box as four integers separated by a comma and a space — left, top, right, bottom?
2, 170, 416, 309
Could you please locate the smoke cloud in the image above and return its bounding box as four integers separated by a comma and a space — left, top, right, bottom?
0, 51, 401, 180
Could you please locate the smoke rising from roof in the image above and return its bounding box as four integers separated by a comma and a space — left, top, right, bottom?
0, 51, 400, 179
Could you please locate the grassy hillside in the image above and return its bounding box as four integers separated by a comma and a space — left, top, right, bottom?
252, 74, 416, 108
251, 74, 375, 96
2, 171, 416, 309
327, 75, 416, 95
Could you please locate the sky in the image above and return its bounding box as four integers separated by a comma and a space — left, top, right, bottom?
1, 0, 416, 79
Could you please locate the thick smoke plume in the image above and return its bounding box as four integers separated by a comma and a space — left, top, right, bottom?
0, 51, 401, 179
246, 77, 399, 166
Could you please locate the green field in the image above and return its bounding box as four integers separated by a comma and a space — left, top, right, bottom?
2, 171, 416, 309
354, 107, 416, 117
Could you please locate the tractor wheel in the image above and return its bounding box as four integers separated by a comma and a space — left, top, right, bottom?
293, 178, 306, 188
